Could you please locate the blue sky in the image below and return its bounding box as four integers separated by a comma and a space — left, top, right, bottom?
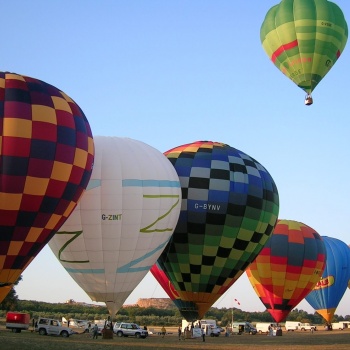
5, 0, 349, 316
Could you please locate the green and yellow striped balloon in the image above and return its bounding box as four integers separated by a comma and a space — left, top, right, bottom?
261, 0, 348, 104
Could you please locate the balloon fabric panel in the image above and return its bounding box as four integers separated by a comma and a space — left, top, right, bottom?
158, 141, 279, 320
0, 72, 94, 299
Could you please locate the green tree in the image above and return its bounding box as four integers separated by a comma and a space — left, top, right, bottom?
0, 276, 22, 311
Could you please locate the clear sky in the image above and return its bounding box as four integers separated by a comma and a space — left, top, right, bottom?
3, 0, 349, 316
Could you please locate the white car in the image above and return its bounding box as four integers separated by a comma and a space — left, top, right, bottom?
113, 322, 148, 338
35, 317, 74, 337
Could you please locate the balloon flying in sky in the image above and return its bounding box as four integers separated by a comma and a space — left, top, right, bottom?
261, 0, 348, 105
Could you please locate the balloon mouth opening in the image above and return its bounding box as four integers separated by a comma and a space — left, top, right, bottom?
305, 94, 313, 106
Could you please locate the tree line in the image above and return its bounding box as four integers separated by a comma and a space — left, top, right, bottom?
0, 278, 349, 326
1, 297, 349, 326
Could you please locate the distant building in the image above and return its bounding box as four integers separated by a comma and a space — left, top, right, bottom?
135, 298, 174, 309
65, 297, 174, 309
65, 299, 99, 307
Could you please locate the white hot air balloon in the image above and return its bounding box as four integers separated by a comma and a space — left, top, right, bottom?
49, 136, 181, 315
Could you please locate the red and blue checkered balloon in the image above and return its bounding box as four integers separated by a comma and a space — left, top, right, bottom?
0, 72, 94, 302
246, 220, 327, 323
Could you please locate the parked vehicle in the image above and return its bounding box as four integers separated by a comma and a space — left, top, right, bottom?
331, 322, 349, 330
35, 317, 74, 337
182, 319, 221, 337
113, 322, 148, 338
62, 317, 90, 332
202, 323, 221, 337
231, 322, 257, 335
256, 322, 278, 334
298, 323, 317, 331
285, 321, 300, 331
6, 312, 30, 333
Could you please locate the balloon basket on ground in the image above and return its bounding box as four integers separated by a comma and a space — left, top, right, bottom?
185, 330, 192, 339
102, 329, 113, 339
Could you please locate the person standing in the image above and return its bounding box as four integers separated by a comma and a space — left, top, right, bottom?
201, 327, 205, 342
178, 326, 182, 340
93, 324, 99, 339
161, 325, 166, 338
268, 324, 274, 336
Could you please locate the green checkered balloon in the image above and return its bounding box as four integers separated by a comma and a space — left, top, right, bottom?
157, 141, 279, 320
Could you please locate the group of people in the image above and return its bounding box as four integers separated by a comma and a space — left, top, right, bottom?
177, 324, 206, 342
267, 324, 282, 336
91, 318, 114, 339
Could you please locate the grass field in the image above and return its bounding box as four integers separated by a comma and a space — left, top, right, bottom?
1, 326, 349, 350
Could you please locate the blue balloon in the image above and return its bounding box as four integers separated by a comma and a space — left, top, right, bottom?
305, 236, 350, 322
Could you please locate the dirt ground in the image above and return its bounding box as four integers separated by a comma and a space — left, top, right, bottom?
0, 326, 349, 350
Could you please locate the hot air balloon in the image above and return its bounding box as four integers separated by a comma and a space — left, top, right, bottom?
261, 0, 348, 105
48, 136, 181, 316
0, 72, 94, 303
150, 262, 199, 321
157, 141, 279, 321
246, 219, 326, 323
305, 236, 350, 323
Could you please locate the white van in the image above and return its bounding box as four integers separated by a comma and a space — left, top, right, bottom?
298, 323, 317, 331
231, 322, 257, 335
285, 321, 300, 331
256, 322, 277, 334
332, 322, 349, 330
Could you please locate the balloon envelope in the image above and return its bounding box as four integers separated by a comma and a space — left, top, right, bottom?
157, 141, 279, 320
150, 262, 199, 321
261, 0, 348, 102
49, 136, 181, 315
246, 219, 326, 323
0, 72, 94, 302
305, 236, 350, 323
